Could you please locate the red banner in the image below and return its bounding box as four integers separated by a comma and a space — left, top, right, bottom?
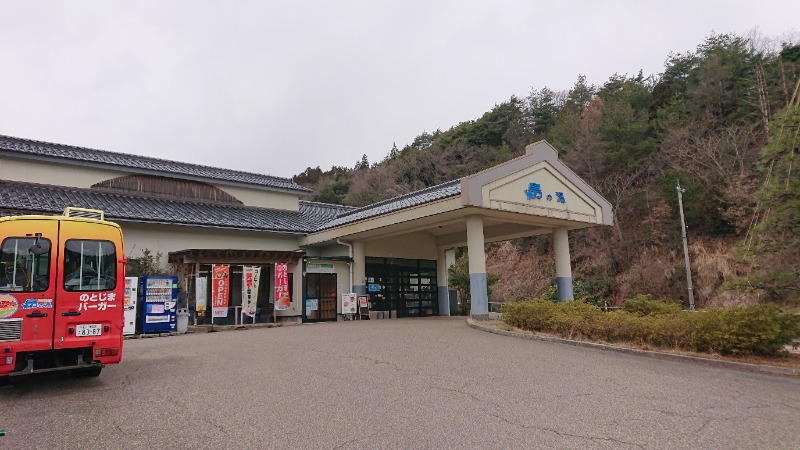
275, 263, 290, 311
212, 265, 230, 318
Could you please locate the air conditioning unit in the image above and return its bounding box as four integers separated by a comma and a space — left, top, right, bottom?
62, 207, 105, 221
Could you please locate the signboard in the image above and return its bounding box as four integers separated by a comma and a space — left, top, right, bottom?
342, 293, 357, 314
524, 182, 566, 203
307, 263, 335, 273
305, 298, 318, 317
195, 276, 207, 317
275, 263, 290, 311
242, 266, 261, 318
211, 265, 230, 318
358, 295, 370, 319
368, 284, 381, 292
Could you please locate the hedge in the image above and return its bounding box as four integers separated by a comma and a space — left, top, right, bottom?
501, 298, 798, 356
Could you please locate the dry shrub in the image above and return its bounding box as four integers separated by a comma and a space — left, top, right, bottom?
691, 240, 761, 308
503, 299, 799, 356
615, 251, 677, 300
486, 241, 553, 301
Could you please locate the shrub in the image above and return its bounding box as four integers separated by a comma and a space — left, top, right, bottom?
502, 299, 799, 356
622, 294, 682, 317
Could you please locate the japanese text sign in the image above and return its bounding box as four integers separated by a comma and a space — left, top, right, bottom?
212, 265, 230, 318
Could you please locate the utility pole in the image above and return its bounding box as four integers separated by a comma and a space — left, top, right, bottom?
676, 181, 696, 311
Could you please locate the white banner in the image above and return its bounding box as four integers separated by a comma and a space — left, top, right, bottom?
195, 277, 207, 316
242, 266, 261, 318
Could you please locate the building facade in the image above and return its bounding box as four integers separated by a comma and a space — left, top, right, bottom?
0, 135, 612, 324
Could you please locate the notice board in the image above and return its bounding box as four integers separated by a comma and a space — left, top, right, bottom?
358, 295, 370, 319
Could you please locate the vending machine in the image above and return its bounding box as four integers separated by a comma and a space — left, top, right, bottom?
123, 277, 138, 335
138, 276, 178, 333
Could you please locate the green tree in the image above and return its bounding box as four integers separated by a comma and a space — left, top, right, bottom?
126, 248, 166, 277
355, 154, 369, 170
448, 253, 501, 315
739, 104, 800, 302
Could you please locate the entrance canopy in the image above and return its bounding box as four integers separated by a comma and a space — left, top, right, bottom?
301, 140, 613, 320
302, 141, 612, 247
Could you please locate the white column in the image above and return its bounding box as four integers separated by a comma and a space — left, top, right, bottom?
553, 227, 574, 301
436, 247, 450, 316
353, 241, 366, 295
466, 215, 489, 320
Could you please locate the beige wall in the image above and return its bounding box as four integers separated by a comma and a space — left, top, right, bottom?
366, 232, 438, 260
306, 244, 350, 258
216, 184, 299, 211
1, 155, 129, 188
305, 232, 438, 262
119, 222, 302, 269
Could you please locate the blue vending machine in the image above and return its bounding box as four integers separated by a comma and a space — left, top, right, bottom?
139, 276, 178, 333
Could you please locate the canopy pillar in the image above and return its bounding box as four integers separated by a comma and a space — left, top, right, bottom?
553, 227, 574, 301
466, 215, 489, 320
353, 241, 366, 295
436, 247, 450, 316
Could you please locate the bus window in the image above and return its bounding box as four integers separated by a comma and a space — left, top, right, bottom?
63, 240, 116, 292
0, 237, 52, 292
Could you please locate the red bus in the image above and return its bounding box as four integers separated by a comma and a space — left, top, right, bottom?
1, 208, 125, 380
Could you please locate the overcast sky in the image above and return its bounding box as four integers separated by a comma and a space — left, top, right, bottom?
1, 1, 798, 179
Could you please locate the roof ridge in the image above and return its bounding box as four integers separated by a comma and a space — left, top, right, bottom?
335, 178, 461, 219
299, 200, 357, 209
0, 134, 310, 191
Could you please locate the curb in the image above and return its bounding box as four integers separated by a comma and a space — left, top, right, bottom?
124, 322, 293, 339
467, 318, 800, 379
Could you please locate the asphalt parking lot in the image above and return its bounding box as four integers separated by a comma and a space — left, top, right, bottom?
2, 317, 799, 449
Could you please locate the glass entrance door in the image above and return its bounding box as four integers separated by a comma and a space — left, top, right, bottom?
365, 258, 438, 317
306, 273, 337, 321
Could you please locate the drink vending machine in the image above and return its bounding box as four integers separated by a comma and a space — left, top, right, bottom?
123, 277, 138, 335
138, 276, 178, 333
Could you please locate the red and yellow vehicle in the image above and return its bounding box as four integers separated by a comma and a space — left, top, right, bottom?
0, 207, 125, 379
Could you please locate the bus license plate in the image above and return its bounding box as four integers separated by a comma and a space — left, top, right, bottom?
76, 324, 102, 337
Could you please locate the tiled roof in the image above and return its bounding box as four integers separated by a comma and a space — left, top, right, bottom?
0, 179, 461, 234
299, 201, 355, 230
318, 179, 462, 230
0, 134, 311, 193
0, 181, 328, 233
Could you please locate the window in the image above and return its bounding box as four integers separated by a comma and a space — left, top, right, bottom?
0, 237, 51, 292
63, 240, 116, 292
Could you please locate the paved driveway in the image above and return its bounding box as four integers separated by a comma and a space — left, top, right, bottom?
2, 318, 799, 449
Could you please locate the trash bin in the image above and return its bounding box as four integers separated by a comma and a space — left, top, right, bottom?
176, 308, 189, 334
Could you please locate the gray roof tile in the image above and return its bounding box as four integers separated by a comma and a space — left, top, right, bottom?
0, 181, 332, 233
318, 180, 462, 230
0, 135, 311, 193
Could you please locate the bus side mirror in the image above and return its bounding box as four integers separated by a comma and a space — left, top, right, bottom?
28, 238, 50, 256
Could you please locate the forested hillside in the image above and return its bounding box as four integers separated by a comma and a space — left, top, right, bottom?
294, 32, 800, 308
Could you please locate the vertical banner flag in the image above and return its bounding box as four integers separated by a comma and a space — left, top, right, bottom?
242, 266, 261, 318
195, 276, 207, 317
212, 265, 230, 318
275, 263, 290, 311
